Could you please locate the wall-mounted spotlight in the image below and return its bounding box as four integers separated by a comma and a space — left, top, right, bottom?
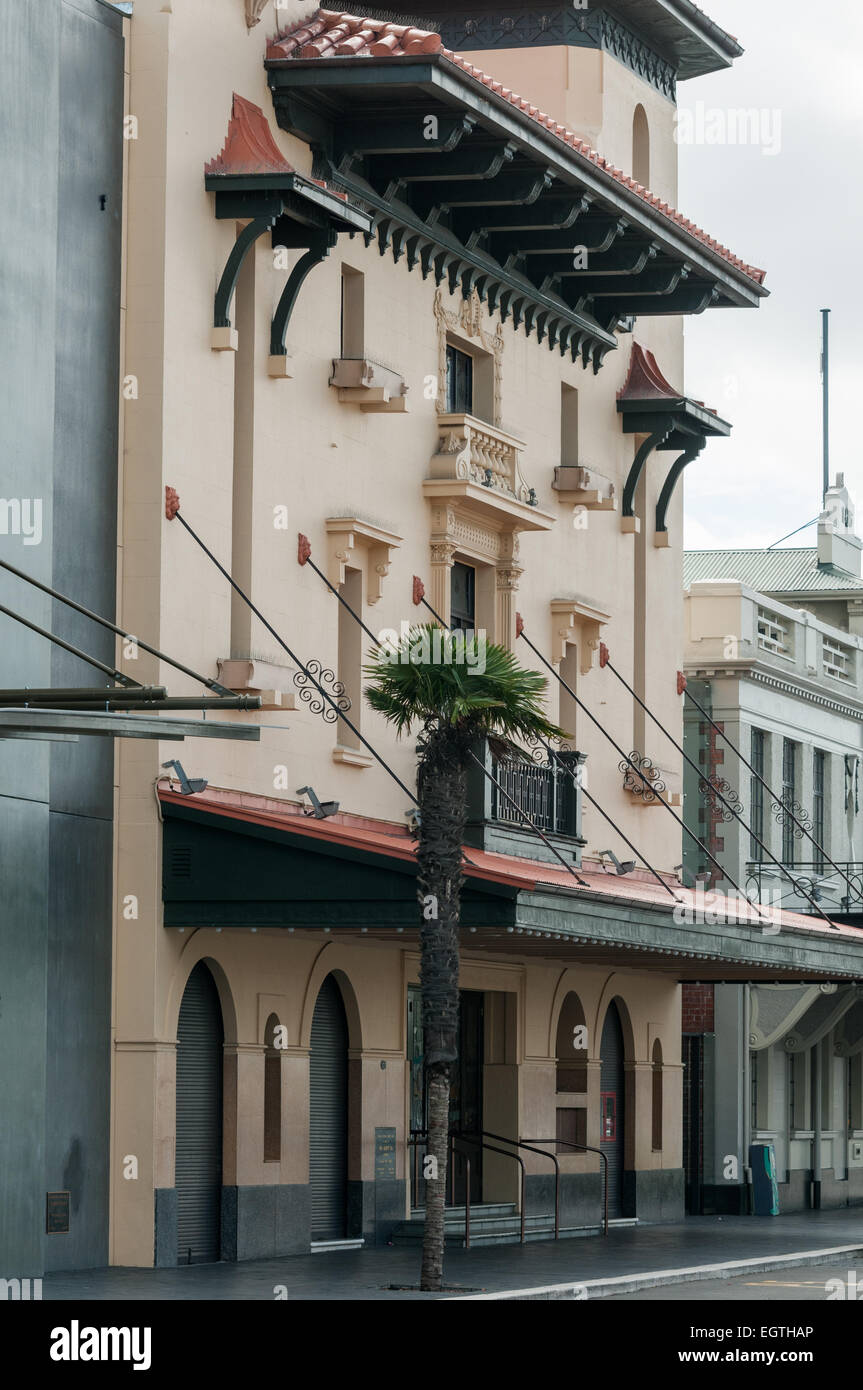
162, 760, 208, 795
599, 849, 636, 876
297, 786, 340, 820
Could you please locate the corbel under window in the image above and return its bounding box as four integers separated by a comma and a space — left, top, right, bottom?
324, 517, 402, 606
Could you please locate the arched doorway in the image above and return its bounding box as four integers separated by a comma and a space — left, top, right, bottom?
176, 961, 224, 1264
600, 1001, 626, 1219
309, 974, 349, 1240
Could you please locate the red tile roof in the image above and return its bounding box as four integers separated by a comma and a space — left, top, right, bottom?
205, 92, 297, 176
158, 785, 855, 944
618, 341, 681, 400
204, 92, 349, 201
266, 9, 765, 288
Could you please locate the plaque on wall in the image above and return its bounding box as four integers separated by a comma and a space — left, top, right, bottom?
374, 1127, 397, 1182
46, 1191, 70, 1234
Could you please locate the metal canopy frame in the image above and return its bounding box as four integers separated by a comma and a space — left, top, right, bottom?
0, 708, 261, 742
265, 54, 765, 373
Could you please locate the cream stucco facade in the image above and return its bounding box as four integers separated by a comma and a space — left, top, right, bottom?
108, 0, 758, 1265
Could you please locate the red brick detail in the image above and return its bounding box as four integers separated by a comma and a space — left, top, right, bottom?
165, 486, 180, 521
267, 11, 765, 287
297, 533, 311, 566
682, 983, 715, 1034
412, 575, 426, 607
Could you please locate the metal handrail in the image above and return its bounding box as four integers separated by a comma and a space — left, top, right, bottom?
525, 1138, 609, 1236
472, 1129, 562, 1239
407, 1128, 474, 1248
409, 1128, 610, 1242
458, 1132, 527, 1243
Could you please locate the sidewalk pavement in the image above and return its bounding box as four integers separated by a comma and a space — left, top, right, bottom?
41, 1208, 863, 1301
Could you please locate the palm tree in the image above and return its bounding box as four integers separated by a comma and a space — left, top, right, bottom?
365, 624, 565, 1292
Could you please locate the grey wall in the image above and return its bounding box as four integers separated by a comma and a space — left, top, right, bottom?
0, 0, 123, 1276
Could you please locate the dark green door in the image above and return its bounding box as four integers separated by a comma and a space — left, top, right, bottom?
450, 990, 484, 1204
407, 987, 484, 1206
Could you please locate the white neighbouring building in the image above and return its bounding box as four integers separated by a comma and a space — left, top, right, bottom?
680, 475, 863, 1216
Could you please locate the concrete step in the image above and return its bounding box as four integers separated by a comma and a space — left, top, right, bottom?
391, 1208, 634, 1248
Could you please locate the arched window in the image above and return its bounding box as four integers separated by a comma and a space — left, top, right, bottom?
264, 1012, 283, 1162
556, 992, 588, 1092
651, 1038, 663, 1151
633, 104, 650, 189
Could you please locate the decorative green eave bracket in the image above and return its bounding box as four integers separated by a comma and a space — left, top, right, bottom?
206, 173, 371, 353
204, 97, 371, 354
616, 343, 730, 526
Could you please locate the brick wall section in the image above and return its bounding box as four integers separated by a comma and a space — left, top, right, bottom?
682, 983, 715, 1033
697, 719, 725, 887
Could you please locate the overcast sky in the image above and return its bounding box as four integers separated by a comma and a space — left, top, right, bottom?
677, 0, 863, 550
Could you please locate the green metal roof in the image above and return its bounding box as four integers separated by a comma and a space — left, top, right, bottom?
684, 547, 863, 595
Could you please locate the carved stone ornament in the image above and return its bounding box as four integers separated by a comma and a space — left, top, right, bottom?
245, 0, 269, 29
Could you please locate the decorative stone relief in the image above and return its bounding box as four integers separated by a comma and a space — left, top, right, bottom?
245, 0, 269, 28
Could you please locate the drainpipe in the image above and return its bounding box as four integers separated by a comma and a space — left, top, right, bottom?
811, 1041, 823, 1209
743, 984, 752, 1214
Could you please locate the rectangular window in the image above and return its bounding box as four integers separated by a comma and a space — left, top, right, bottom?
337, 567, 363, 749
757, 607, 793, 658
788, 1053, 797, 1133
556, 1107, 587, 1155
813, 750, 826, 871
822, 634, 854, 682
340, 265, 365, 359
750, 729, 765, 862
750, 1051, 758, 1132
450, 561, 476, 633
446, 344, 473, 414
560, 383, 579, 467
782, 738, 797, 865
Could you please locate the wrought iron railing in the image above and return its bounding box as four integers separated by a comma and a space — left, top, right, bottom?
746, 861, 863, 914
489, 746, 584, 838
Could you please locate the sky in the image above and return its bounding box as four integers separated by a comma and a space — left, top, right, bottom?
677, 0, 863, 550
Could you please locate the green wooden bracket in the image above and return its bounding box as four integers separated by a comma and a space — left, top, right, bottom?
622, 423, 674, 517
214, 215, 277, 329
655, 438, 706, 533
270, 229, 338, 357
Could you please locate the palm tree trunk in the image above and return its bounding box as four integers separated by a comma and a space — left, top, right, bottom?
417, 726, 468, 1293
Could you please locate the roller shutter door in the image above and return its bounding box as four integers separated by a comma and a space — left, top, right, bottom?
600, 1003, 625, 1220
176, 962, 224, 1263
309, 975, 348, 1240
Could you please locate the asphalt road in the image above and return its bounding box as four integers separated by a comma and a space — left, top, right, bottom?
605, 1259, 863, 1301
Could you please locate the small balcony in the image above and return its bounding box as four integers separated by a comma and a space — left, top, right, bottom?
465, 738, 586, 863
424, 414, 554, 532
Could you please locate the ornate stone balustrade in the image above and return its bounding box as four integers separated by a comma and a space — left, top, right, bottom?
428, 413, 532, 506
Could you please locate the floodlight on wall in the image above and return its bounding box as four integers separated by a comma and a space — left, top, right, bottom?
162, 760, 208, 795
297, 786, 340, 820
599, 849, 636, 876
